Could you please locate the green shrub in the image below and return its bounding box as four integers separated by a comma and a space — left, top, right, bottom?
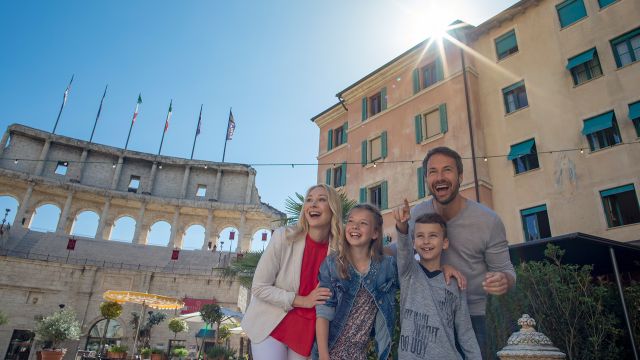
205, 345, 235, 359
171, 348, 188, 358
108, 345, 128, 353
100, 302, 123, 320
151, 348, 164, 355
34, 308, 81, 349
168, 318, 189, 337
140, 348, 152, 357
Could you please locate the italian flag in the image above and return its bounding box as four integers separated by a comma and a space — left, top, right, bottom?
164, 100, 173, 132
132, 94, 142, 124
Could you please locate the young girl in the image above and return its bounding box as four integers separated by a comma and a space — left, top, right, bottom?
314, 204, 398, 360
242, 184, 343, 360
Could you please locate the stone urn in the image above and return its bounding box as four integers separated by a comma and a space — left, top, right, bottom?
497, 314, 566, 360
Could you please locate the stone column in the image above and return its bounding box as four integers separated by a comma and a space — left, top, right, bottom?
34, 139, 52, 176
13, 183, 35, 228
135, 223, 150, 245
77, 149, 89, 183
244, 170, 255, 203
0, 131, 10, 158
133, 202, 148, 244
147, 162, 158, 194
56, 192, 74, 234
168, 207, 180, 248
173, 225, 185, 249
202, 209, 214, 250
238, 211, 248, 253
101, 220, 114, 241
213, 169, 222, 200
180, 166, 191, 198
111, 156, 124, 189
95, 198, 111, 240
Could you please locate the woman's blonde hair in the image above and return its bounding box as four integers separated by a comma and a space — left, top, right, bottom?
336, 203, 384, 279
287, 184, 343, 248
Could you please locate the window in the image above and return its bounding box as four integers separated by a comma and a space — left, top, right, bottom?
611, 28, 640, 68
361, 131, 387, 166
598, 0, 618, 9
502, 81, 528, 114
327, 122, 348, 151
600, 184, 640, 227
556, 0, 587, 28
414, 104, 448, 143
55, 161, 68, 175
413, 59, 444, 94
359, 181, 388, 210
520, 205, 551, 241
629, 101, 640, 137
582, 111, 621, 151
566, 48, 602, 85
196, 185, 207, 198
508, 139, 539, 174
86, 319, 124, 352
361, 88, 387, 120
495, 30, 518, 60
325, 163, 346, 188
128, 175, 141, 193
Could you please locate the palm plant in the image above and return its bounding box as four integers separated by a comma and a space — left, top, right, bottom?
221, 251, 263, 288
284, 190, 356, 224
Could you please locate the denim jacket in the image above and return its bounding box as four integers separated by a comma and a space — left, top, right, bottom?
313, 253, 398, 360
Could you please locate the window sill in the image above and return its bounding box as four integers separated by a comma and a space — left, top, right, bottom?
558, 16, 588, 31
497, 51, 519, 63
321, 143, 348, 158
572, 74, 604, 88
586, 142, 623, 155
505, 105, 530, 117
606, 222, 640, 230
419, 133, 444, 145
513, 166, 542, 177
364, 159, 384, 169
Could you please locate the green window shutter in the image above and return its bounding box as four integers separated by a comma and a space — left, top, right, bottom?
414, 114, 423, 143
361, 97, 368, 121
381, 181, 388, 210
361, 140, 368, 166
381, 87, 387, 111
412, 69, 420, 94
495, 30, 517, 59
325, 168, 332, 186
342, 122, 348, 143
520, 204, 547, 216
417, 167, 425, 198
598, 0, 616, 7
359, 187, 367, 203
381, 131, 388, 159
341, 162, 347, 186
556, 0, 587, 28
435, 57, 444, 81
327, 129, 333, 151
600, 184, 635, 198
439, 104, 448, 134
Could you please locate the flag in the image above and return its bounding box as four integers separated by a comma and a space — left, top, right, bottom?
196, 106, 202, 136
132, 94, 142, 124
226, 110, 235, 140
62, 75, 74, 106
164, 100, 173, 132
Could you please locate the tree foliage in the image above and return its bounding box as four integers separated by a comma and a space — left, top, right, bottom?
0, 310, 8, 326
221, 251, 263, 288
130, 312, 167, 348
284, 190, 356, 225
167, 318, 188, 337
100, 301, 123, 320
34, 308, 81, 349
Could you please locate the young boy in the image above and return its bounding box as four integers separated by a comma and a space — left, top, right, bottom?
393, 199, 481, 359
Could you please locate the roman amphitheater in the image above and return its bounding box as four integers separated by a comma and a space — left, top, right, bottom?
0, 124, 285, 359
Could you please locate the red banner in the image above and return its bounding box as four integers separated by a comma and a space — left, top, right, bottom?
181, 298, 216, 314
67, 239, 76, 250
171, 249, 179, 260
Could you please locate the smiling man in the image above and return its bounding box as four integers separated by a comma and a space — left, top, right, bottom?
393, 146, 516, 359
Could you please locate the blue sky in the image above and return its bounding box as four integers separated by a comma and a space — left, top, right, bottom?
0, 0, 516, 250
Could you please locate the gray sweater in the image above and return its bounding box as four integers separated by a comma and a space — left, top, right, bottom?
397, 231, 481, 360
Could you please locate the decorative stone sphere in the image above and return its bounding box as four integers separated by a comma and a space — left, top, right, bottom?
497, 314, 566, 360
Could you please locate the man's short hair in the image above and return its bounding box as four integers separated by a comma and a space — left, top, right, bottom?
423, 146, 463, 175
414, 213, 447, 238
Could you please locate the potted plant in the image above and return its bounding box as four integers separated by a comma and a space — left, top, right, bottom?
140, 348, 152, 359
34, 308, 81, 360
205, 346, 235, 360
171, 348, 188, 360
106, 344, 128, 359
167, 318, 188, 339
150, 348, 164, 360
98, 301, 123, 356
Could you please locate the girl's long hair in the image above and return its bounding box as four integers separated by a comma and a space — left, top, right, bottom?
287, 184, 343, 249
336, 203, 384, 279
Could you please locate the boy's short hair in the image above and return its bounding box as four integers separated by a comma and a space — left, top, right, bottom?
413, 213, 447, 238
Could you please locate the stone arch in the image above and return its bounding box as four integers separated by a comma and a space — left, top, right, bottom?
84, 316, 126, 351
29, 203, 61, 232
0, 194, 19, 228
147, 220, 171, 247
217, 225, 240, 252
71, 210, 100, 238
110, 216, 136, 242
182, 223, 205, 250
251, 228, 272, 251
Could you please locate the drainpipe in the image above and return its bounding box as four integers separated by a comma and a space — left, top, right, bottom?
460, 47, 481, 203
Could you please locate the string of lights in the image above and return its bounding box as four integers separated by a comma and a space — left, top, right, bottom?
1, 139, 638, 168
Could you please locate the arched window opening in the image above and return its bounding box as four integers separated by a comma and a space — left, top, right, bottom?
85, 319, 124, 352
182, 224, 205, 250
110, 216, 136, 243
147, 221, 171, 247
71, 211, 100, 238
29, 204, 61, 232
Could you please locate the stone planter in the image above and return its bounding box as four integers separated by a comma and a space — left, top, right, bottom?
150, 353, 163, 360
497, 314, 566, 360
39, 350, 65, 360
107, 352, 127, 360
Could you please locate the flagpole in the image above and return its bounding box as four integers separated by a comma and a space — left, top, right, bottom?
158, 99, 172, 155
190, 104, 203, 160
222, 107, 231, 162
89, 84, 108, 143
52, 74, 74, 134
124, 93, 142, 150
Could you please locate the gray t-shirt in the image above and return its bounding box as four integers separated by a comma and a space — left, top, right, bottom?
397, 231, 481, 360
390, 198, 516, 316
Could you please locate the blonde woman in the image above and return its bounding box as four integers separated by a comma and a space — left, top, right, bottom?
242, 184, 343, 359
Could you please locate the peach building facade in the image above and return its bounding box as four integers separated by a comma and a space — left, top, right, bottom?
313, 0, 640, 244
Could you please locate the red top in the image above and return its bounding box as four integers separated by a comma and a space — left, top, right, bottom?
270, 234, 329, 356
